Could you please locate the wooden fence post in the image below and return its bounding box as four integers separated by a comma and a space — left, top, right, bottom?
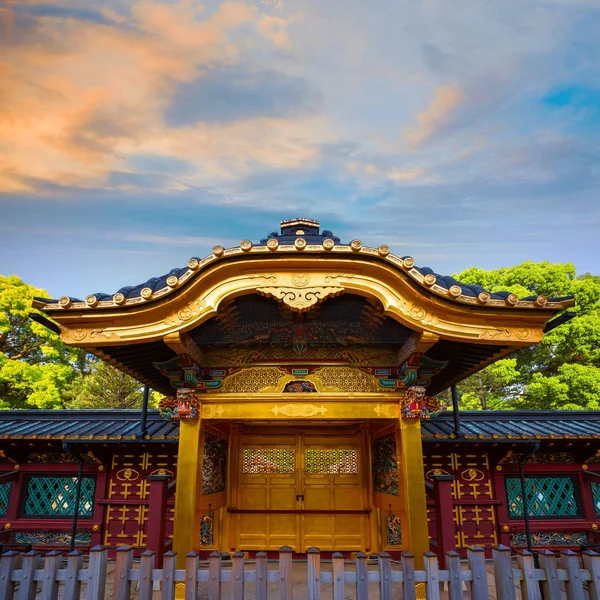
517, 551, 538, 600
307, 547, 321, 600
355, 552, 368, 600
424, 551, 440, 600
185, 552, 199, 600
17, 550, 41, 600
378, 552, 392, 600
402, 552, 417, 600
445, 550, 462, 600
583, 550, 600, 600
332, 552, 345, 600
232, 551, 245, 600
256, 551, 267, 600
280, 546, 293, 600
561, 549, 585, 600
492, 545, 516, 600
0, 550, 20, 600
162, 551, 177, 600
467, 546, 489, 600
208, 551, 221, 600
138, 550, 155, 600
86, 546, 108, 600
63, 550, 84, 600
113, 546, 134, 600
40, 550, 62, 600
539, 550, 561, 600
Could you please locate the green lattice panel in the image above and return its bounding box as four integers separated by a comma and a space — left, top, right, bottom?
592, 482, 600, 517
506, 476, 579, 518
0, 481, 11, 516
24, 476, 95, 517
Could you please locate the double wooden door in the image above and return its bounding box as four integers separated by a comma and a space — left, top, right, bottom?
234, 431, 367, 551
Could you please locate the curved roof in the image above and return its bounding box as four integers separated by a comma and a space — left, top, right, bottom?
33, 219, 574, 312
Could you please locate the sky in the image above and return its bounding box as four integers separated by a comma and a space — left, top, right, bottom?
1, 0, 599, 300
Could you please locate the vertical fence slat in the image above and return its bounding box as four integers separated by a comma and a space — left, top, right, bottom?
185, 552, 199, 600
402, 552, 417, 600
424, 551, 440, 600
63, 550, 84, 600
17, 550, 40, 600
378, 552, 392, 600
113, 547, 134, 600
307, 547, 321, 600
467, 546, 489, 600
355, 552, 368, 600
40, 550, 62, 600
256, 551, 267, 600
232, 551, 245, 600
0, 551, 20, 600
561, 549, 585, 600
492, 545, 516, 600
583, 551, 600, 600
333, 552, 345, 600
280, 546, 293, 600
208, 551, 221, 600
539, 550, 561, 600
446, 550, 462, 600
162, 551, 177, 600
517, 551, 538, 600
138, 550, 155, 600
86, 546, 108, 600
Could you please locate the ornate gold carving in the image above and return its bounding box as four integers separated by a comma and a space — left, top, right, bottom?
312, 366, 381, 392
85, 295, 98, 307
322, 238, 335, 250
271, 404, 327, 417
426, 468, 450, 480
141, 287, 153, 300
448, 285, 462, 298
350, 239, 363, 252
461, 468, 484, 481
258, 286, 343, 312
377, 245, 390, 257
240, 240, 253, 252
507, 293, 519, 306
116, 468, 140, 481
178, 307, 194, 321
267, 239, 279, 251
203, 405, 224, 418
294, 238, 307, 250
401, 386, 442, 419
166, 276, 179, 288
373, 404, 399, 418
69, 328, 87, 341
291, 272, 311, 287
424, 274, 436, 287
113, 293, 126, 305
212, 245, 225, 257
478, 292, 491, 304
536, 296, 548, 307
58, 296, 71, 308
90, 329, 121, 340
188, 258, 200, 270
403, 257, 415, 268
220, 367, 289, 393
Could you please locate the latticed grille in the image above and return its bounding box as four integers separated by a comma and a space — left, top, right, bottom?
506, 476, 579, 518
242, 449, 295, 474
592, 482, 600, 517
0, 482, 11, 516
305, 448, 359, 474
23, 476, 95, 517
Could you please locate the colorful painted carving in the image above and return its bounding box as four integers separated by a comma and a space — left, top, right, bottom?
202, 433, 227, 495
372, 434, 399, 496
387, 511, 402, 546
283, 380, 317, 392
15, 530, 92, 545
401, 386, 441, 420
200, 511, 214, 546
159, 389, 201, 421
510, 531, 587, 547
504, 452, 575, 464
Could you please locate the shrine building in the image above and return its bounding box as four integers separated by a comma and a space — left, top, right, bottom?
1, 218, 599, 566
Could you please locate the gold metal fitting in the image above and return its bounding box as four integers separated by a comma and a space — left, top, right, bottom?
240, 240, 253, 252
141, 287, 153, 300
294, 238, 307, 250
478, 291, 491, 304
3, 523, 10, 530
212, 245, 225, 257
187, 258, 199, 270
502, 525, 510, 532
166, 276, 179, 288
266, 239, 279, 251
322, 238, 335, 250
424, 274, 436, 287
592, 523, 599, 530
536, 295, 548, 307
85, 295, 98, 307
92, 524, 100, 532
582, 464, 589, 470
58, 296, 72, 308
448, 285, 462, 298
350, 239, 363, 252
113, 293, 126, 305
403, 257, 415, 269
507, 293, 519, 306
496, 465, 503, 471
98, 465, 104, 471
377, 245, 390, 256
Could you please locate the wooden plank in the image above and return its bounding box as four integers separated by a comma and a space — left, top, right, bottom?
307, 547, 321, 600
162, 551, 177, 600
583, 551, 600, 600
445, 550, 462, 600
0, 551, 20, 600
138, 550, 155, 600
492, 545, 516, 600
467, 546, 489, 600
424, 552, 440, 600
40, 551, 62, 600
402, 552, 417, 600
185, 552, 199, 600
378, 552, 392, 600
63, 550, 84, 600
86, 546, 108, 600
560, 550, 585, 600
332, 552, 345, 600
17, 550, 40, 600
539, 550, 561, 600
256, 552, 267, 600
113, 547, 133, 600
232, 551, 245, 600
280, 546, 293, 600
208, 551, 222, 600
517, 551, 538, 600
355, 552, 368, 600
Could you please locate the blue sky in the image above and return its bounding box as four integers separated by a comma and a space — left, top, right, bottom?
1, 0, 599, 299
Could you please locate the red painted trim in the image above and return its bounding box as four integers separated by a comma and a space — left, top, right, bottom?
433, 478, 455, 567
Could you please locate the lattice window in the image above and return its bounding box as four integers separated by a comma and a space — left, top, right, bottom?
242, 449, 295, 474
506, 476, 580, 518
0, 481, 10, 516
305, 449, 359, 474
592, 482, 600, 517
23, 476, 96, 517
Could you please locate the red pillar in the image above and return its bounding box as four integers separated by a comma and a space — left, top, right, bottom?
146, 475, 170, 566
432, 475, 456, 567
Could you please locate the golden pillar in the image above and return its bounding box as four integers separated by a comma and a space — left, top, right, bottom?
399, 418, 429, 568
